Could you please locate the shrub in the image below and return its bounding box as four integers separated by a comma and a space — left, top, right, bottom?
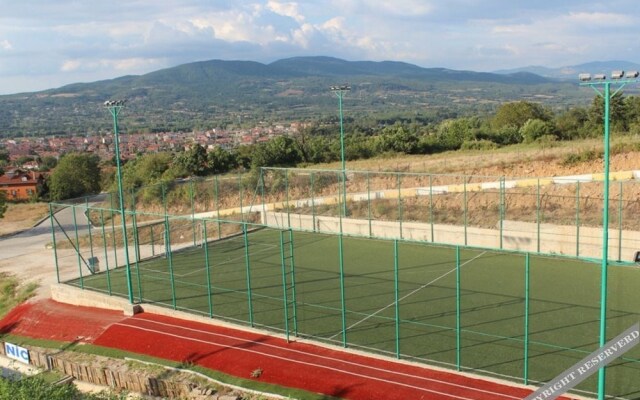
460, 140, 499, 151
561, 149, 602, 166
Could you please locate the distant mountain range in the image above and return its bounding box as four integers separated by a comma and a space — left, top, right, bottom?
494, 61, 640, 80
0, 56, 630, 137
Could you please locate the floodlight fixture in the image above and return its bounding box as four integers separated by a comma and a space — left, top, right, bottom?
578, 73, 592, 82
330, 85, 351, 91
626, 71, 639, 78
611, 70, 625, 79
593, 74, 606, 80
104, 99, 127, 107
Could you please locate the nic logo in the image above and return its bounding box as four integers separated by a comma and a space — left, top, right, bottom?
4, 342, 30, 364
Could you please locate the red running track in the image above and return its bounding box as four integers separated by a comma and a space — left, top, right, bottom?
0, 299, 125, 342
1, 301, 576, 400
94, 313, 550, 400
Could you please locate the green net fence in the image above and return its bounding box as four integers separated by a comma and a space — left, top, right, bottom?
48, 168, 640, 399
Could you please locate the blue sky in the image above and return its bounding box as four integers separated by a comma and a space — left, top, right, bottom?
0, 0, 638, 94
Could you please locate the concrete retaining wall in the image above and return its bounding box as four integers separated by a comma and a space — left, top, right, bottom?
263, 211, 640, 261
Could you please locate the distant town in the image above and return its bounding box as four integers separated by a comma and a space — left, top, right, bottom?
0, 122, 303, 163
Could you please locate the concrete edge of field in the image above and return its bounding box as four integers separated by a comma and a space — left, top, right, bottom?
50, 283, 594, 400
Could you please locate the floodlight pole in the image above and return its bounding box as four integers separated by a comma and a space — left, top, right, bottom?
105, 100, 134, 304
580, 76, 638, 400
331, 85, 350, 217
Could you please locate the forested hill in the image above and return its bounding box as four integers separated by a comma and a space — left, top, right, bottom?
0, 56, 586, 137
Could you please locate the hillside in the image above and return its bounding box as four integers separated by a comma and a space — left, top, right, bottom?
494, 60, 640, 80
319, 136, 640, 178
0, 56, 584, 137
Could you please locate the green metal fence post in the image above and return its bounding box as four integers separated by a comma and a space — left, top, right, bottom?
72, 205, 83, 288
338, 171, 344, 235
260, 168, 266, 225
618, 181, 623, 261
397, 174, 403, 239
524, 253, 530, 385
367, 172, 372, 238
131, 203, 142, 302
311, 172, 316, 232
463, 176, 468, 246
243, 224, 254, 326
190, 180, 196, 246
429, 174, 434, 242
289, 230, 298, 336
280, 231, 291, 342
85, 197, 94, 261
162, 181, 168, 217
455, 245, 461, 371
239, 174, 244, 223
536, 179, 541, 253
394, 240, 400, 359
150, 225, 155, 257
100, 209, 112, 295
338, 234, 347, 347
165, 216, 176, 310
203, 221, 213, 318
214, 175, 221, 239
500, 177, 505, 250
576, 181, 581, 257
49, 204, 60, 283
110, 207, 118, 268
286, 169, 291, 229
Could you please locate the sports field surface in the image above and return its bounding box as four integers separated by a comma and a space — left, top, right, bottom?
1, 299, 582, 400
70, 228, 640, 398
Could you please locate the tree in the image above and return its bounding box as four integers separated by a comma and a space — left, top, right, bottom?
251, 136, 301, 169
175, 144, 209, 176
207, 147, 237, 174
492, 101, 550, 130
49, 153, 101, 201
120, 152, 175, 191
554, 107, 589, 140
436, 118, 477, 150
0, 191, 6, 219
519, 119, 554, 143
39, 156, 58, 171
588, 91, 627, 133
373, 124, 420, 154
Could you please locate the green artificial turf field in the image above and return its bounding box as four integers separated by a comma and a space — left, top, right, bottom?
71, 227, 640, 398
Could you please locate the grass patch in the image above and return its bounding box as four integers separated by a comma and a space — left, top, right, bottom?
0, 273, 38, 319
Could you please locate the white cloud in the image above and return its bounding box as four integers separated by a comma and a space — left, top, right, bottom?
60, 60, 81, 72
0, 39, 12, 50
267, 1, 305, 23
367, 0, 434, 17
291, 23, 316, 48
564, 11, 635, 27
60, 58, 165, 73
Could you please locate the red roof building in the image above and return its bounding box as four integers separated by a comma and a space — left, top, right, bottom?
0, 170, 45, 201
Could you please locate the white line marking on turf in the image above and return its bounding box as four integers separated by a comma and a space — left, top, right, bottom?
329, 251, 488, 340
115, 317, 520, 399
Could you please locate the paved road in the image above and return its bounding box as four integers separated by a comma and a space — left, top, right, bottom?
0, 205, 90, 261
0, 202, 98, 298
